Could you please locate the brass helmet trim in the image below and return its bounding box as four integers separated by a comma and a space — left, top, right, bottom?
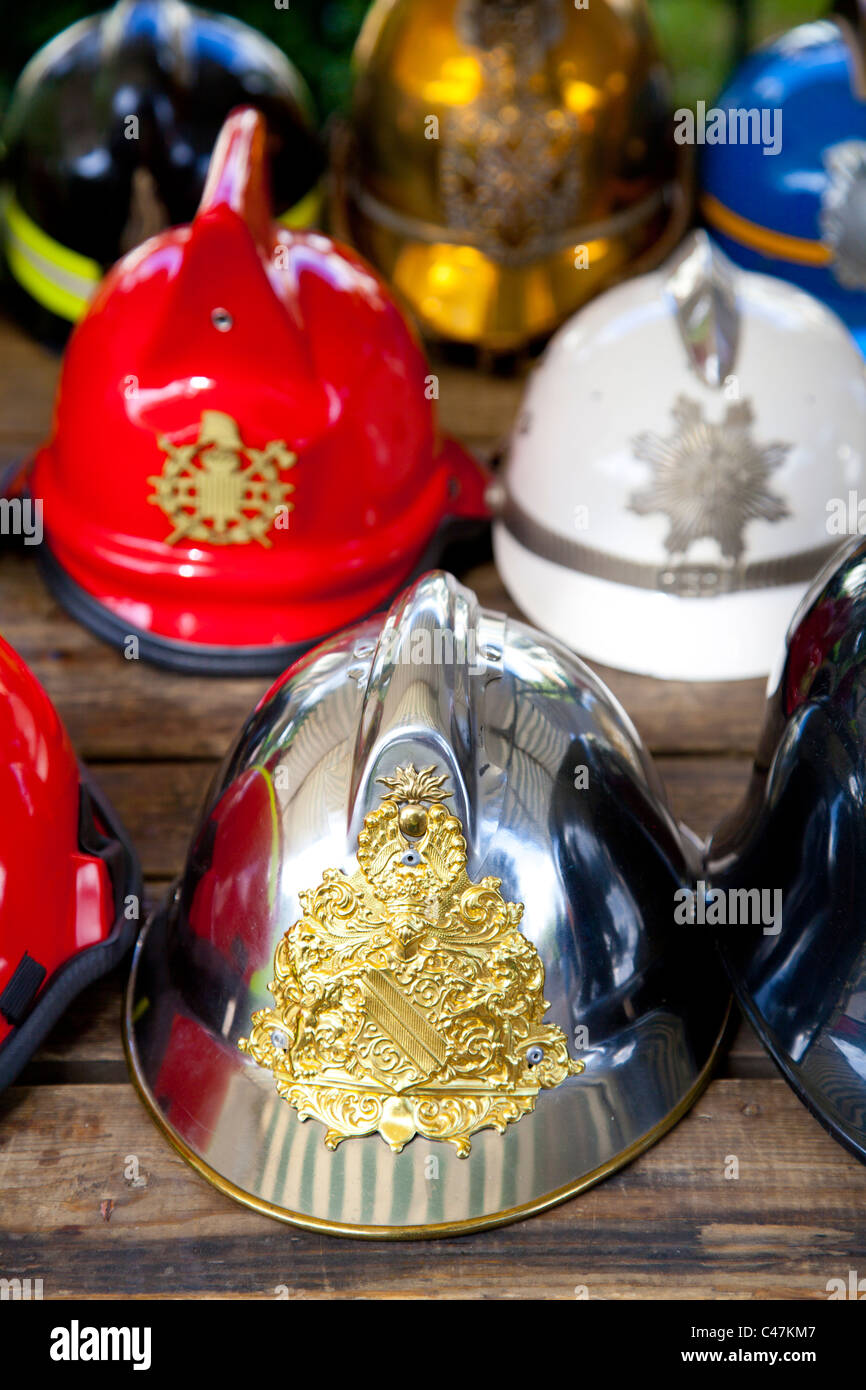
341, 0, 687, 349
347, 180, 673, 264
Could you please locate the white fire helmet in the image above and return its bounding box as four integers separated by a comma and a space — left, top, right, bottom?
493, 231, 866, 681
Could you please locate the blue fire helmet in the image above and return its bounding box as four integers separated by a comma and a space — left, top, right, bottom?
700, 13, 866, 353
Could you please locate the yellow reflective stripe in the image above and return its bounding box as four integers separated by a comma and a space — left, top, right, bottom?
3, 173, 323, 324
701, 192, 833, 268
6, 193, 102, 280
277, 181, 324, 230
5, 241, 92, 321
3, 193, 101, 321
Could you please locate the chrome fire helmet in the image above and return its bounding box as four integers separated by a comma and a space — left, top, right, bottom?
493, 231, 866, 681
706, 535, 866, 1163
0, 0, 324, 344
125, 570, 729, 1237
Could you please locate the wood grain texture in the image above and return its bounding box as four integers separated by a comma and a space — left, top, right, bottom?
0, 320, 57, 462
0, 552, 768, 759
0, 1080, 863, 1299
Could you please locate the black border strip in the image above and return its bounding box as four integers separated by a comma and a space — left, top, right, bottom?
0, 763, 142, 1092
35, 517, 488, 677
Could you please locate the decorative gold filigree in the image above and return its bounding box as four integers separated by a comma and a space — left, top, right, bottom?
239, 764, 583, 1155
442, 0, 581, 266
148, 410, 296, 546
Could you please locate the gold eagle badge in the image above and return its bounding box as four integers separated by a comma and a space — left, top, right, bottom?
239, 765, 583, 1156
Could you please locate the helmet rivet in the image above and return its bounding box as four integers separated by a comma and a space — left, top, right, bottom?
211, 307, 233, 332
399, 803, 428, 838
526, 1046, 544, 1067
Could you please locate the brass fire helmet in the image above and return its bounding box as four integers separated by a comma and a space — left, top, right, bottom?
338, 0, 687, 352
124, 572, 728, 1237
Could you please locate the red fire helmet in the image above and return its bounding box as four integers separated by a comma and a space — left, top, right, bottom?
0, 635, 140, 1091
22, 107, 490, 674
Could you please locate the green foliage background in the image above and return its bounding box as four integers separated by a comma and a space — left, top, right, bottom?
0, 0, 833, 121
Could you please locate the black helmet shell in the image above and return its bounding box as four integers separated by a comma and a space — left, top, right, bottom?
1, 0, 324, 341
707, 536, 866, 1162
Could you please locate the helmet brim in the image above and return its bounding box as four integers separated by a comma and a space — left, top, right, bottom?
721, 951, 866, 1165
124, 903, 729, 1238
34, 513, 489, 676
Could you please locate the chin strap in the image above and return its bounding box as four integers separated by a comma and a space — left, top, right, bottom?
499, 492, 839, 597
0, 953, 46, 1026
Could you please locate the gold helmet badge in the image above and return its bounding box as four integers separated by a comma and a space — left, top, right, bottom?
148, 410, 296, 547
240, 765, 583, 1156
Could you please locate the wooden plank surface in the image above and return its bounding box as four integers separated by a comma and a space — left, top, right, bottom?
0, 552, 768, 759
1, 1079, 863, 1299
0, 312, 863, 1299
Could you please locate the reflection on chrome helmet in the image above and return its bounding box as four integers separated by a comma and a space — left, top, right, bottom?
125, 570, 728, 1236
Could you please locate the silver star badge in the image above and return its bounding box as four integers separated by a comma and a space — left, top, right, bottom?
628, 396, 791, 564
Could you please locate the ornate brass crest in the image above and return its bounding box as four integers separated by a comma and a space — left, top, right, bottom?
148, 410, 296, 546
442, 0, 581, 266
239, 765, 582, 1156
